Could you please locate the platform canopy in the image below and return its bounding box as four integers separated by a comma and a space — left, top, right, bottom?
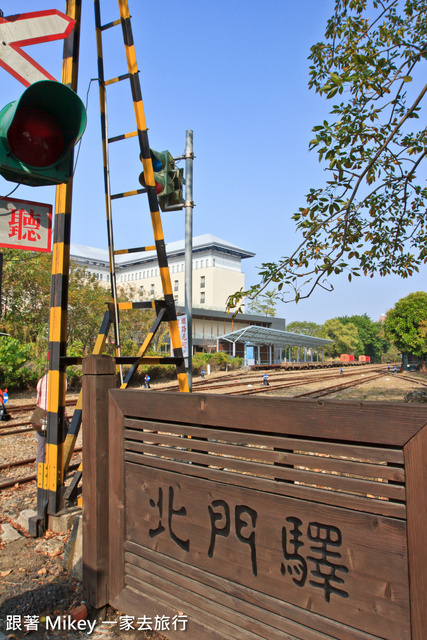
218, 325, 333, 350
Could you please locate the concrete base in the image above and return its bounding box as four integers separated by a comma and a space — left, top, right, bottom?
16, 508, 37, 532
64, 514, 83, 581
48, 506, 81, 534
0, 522, 22, 543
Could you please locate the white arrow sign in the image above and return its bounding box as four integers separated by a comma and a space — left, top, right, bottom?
0, 10, 75, 86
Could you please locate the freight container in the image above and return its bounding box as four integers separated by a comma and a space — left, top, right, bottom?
340, 354, 350, 362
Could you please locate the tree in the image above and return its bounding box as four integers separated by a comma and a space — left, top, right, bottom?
337, 313, 386, 360
246, 290, 277, 316
320, 318, 359, 357
383, 291, 427, 356
228, 0, 427, 309
1, 249, 51, 342
0, 250, 163, 355
286, 320, 323, 336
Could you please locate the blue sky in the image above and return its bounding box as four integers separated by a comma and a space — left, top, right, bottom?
1, 1, 426, 325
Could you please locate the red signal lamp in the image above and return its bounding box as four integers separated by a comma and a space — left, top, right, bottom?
8, 107, 65, 167
0, 80, 87, 187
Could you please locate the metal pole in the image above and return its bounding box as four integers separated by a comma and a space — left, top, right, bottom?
184, 130, 194, 391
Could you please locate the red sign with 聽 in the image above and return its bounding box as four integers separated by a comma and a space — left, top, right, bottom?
0, 197, 52, 252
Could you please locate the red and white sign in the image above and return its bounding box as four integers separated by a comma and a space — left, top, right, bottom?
0, 10, 75, 86
177, 314, 189, 359
0, 197, 52, 253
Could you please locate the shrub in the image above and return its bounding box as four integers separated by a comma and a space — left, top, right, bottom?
0, 336, 36, 389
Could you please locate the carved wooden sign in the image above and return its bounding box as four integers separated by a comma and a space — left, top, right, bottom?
126, 464, 409, 640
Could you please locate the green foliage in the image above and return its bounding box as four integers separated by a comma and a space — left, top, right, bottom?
286, 320, 323, 336
0, 336, 37, 388
228, 0, 427, 309
246, 290, 277, 316
192, 351, 243, 373
381, 344, 401, 364
384, 291, 427, 356
0, 249, 51, 342
320, 318, 359, 357
337, 313, 386, 360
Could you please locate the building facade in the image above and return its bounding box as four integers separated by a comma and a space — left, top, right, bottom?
70, 234, 255, 312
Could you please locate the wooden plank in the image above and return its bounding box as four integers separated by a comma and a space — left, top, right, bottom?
126, 567, 313, 640
126, 541, 383, 640
123, 451, 406, 519
111, 585, 237, 640
82, 355, 116, 608
124, 418, 405, 464
111, 390, 427, 446
124, 441, 406, 502
108, 390, 126, 603
124, 428, 405, 482
124, 463, 411, 640
404, 424, 427, 639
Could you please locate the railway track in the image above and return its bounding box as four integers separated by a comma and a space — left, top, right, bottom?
156, 363, 384, 394
204, 367, 387, 397
2, 397, 76, 418
294, 371, 387, 398
0, 404, 77, 437
0, 460, 82, 491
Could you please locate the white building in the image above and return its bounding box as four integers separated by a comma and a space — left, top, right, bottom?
70, 234, 255, 312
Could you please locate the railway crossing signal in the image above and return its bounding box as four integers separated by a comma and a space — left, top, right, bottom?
139, 148, 184, 211
0, 80, 87, 187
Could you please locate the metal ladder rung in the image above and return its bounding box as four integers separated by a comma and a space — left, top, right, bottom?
118, 301, 156, 310
105, 73, 131, 86
111, 188, 147, 200
114, 246, 156, 255
108, 131, 138, 144
100, 18, 121, 31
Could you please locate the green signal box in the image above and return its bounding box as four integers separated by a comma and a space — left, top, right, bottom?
0, 80, 87, 187
139, 148, 185, 212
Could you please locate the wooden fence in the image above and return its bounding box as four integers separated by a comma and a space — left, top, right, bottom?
82, 355, 427, 640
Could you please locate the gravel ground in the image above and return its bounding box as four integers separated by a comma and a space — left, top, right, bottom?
1, 371, 425, 639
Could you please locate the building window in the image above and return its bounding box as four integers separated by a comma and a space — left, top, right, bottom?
196, 261, 199, 269
200, 276, 205, 288
213, 258, 216, 266
174, 280, 179, 292
206, 259, 209, 267
150, 284, 155, 295
151, 269, 154, 277
201, 260, 204, 268
200, 292, 205, 304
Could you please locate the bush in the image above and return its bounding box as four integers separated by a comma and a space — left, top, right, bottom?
0, 336, 37, 389
192, 351, 243, 375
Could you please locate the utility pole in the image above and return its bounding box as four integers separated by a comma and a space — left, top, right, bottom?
184, 130, 194, 391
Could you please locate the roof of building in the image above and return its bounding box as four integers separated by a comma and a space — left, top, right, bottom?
218, 325, 333, 349
70, 234, 255, 268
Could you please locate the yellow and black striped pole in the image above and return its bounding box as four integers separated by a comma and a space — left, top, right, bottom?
117, 0, 189, 392
33, 0, 83, 535
94, 0, 123, 383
